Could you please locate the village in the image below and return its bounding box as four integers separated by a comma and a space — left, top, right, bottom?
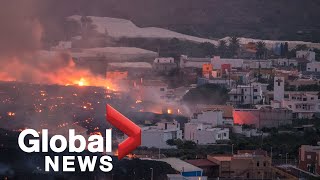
1, 3, 320, 178
53, 37, 320, 179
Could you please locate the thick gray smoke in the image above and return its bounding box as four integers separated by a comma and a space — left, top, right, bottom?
0, 1, 111, 88
0, 1, 42, 57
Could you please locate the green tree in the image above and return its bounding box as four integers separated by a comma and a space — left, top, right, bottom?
198, 42, 216, 57
183, 84, 229, 105
228, 36, 240, 58
295, 44, 308, 51
284, 42, 289, 57
256, 41, 267, 59
217, 40, 228, 58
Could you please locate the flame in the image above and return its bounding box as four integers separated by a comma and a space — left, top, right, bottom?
77, 78, 86, 86
167, 109, 172, 114
7, 112, 15, 116
0, 54, 119, 91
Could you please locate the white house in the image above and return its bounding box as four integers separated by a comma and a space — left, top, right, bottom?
282, 92, 320, 119
211, 56, 244, 69
243, 60, 272, 69
272, 59, 298, 67
135, 80, 169, 103
296, 50, 316, 62
184, 123, 229, 145
180, 55, 211, 68
190, 110, 224, 127
228, 83, 268, 105
51, 41, 72, 50
307, 62, 320, 72
154, 57, 175, 63
141, 121, 182, 149
153, 57, 177, 73
197, 77, 236, 89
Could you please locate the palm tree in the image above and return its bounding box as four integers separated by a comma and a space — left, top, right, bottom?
199, 42, 216, 57
217, 40, 228, 58
228, 36, 240, 58
256, 41, 267, 59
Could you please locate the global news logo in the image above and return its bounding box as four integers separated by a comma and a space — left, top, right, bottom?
17, 105, 141, 172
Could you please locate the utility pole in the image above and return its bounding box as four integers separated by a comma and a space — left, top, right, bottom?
271, 147, 273, 164
150, 168, 154, 180
232, 144, 234, 155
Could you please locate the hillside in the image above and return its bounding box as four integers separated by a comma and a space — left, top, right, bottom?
67, 15, 320, 50
37, 0, 320, 43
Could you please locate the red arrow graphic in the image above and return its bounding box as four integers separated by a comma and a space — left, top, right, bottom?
106, 104, 141, 160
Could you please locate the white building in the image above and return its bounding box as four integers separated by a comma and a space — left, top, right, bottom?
272, 59, 298, 67
211, 56, 244, 69
141, 121, 182, 149
243, 60, 272, 69
135, 80, 169, 103
184, 123, 229, 145
153, 57, 177, 73
197, 77, 236, 89
307, 62, 320, 72
180, 55, 211, 68
159, 158, 206, 179
282, 92, 320, 119
228, 83, 268, 105
190, 110, 226, 127
154, 57, 175, 63
51, 41, 72, 50
296, 50, 316, 62
271, 76, 320, 119
274, 77, 285, 102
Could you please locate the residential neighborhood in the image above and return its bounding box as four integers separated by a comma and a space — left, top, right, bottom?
1, 1, 320, 180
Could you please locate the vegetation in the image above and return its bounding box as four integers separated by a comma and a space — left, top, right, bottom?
228, 36, 240, 58
166, 139, 197, 149
183, 84, 229, 105
217, 40, 228, 58
256, 41, 267, 59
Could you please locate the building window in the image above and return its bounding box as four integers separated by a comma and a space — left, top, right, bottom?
263, 162, 266, 167
257, 162, 260, 167
160, 88, 165, 91
303, 98, 307, 101
253, 96, 258, 100
254, 89, 258, 92
307, 155, 311, 159
234, 95, 238, 99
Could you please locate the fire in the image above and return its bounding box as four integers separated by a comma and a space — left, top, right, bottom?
167, 109, 172, 114
7, 112, 15, 116
77, 78, 86, 86
0, 53, 119, 91
136, 100, 142, 104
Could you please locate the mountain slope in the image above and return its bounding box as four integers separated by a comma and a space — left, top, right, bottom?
27, 0, 320, 43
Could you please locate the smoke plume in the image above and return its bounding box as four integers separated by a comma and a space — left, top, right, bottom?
0, 1, 114, 89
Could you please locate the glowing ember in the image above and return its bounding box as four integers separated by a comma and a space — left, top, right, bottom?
77, 78, 86, 86
7, 112, 15, 116
136, 100, 142, 104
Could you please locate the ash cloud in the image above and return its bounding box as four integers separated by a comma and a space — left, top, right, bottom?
0, 1, 42, 57
0, 1, 111, 88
